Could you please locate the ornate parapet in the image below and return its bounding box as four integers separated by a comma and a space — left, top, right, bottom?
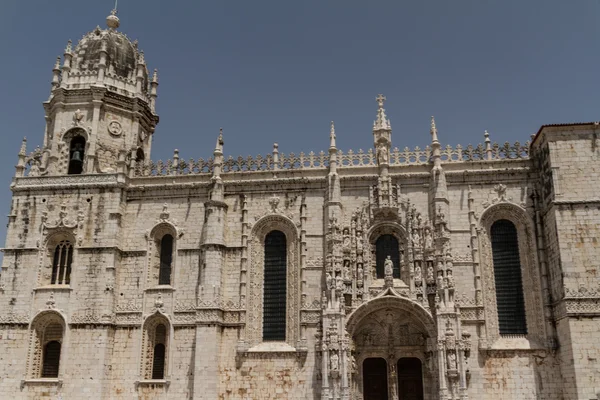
135, 141, 530, 177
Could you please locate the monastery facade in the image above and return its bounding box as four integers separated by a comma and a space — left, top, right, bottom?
1, 9, 599, 400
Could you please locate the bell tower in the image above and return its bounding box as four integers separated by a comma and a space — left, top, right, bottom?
38, 8, 159, 176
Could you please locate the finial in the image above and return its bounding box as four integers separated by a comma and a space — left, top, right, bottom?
484, 130, 490, 143
215, 128, 224, 151
19, 137, 27, 156
329, 121, 337, 149
53, 56, 61, 70
430, 116, 439, 144
373, 94, 391, 131
376, 94, 386, 109
65, 39, 72, 53
137, 51, 145, 65
152, 69, 159, 83
106, 4, 120, 29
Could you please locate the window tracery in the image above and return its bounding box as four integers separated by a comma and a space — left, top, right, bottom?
248, 215, 299, 347
26, 312, 66, 379
479, 203, 545, 344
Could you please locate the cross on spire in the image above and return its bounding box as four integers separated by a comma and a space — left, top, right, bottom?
376, 94, 386, 109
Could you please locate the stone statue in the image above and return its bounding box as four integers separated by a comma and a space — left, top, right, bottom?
330, 352, 339, 372
335, 274, 343, 290
326, 272, 334, 290
377, 145, 389, 164
343, 261, 350, 280
426, 264, 435, 285
411, 229, 421, 247
446, 269, 455, 288
384, 256, 394, 278
447, 352, 457, 370
414, 264, 422, 286
424, 227, 433, 248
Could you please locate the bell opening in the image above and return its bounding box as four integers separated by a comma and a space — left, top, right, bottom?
68, 136, 86, 175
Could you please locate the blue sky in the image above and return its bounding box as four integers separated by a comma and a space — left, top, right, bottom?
0, 1, 598, 250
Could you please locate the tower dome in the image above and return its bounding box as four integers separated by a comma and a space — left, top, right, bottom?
60, 9, 149, 97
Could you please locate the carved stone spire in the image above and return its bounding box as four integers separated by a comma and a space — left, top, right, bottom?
51, 56, 61, 90
329, 121, 337, 150
328, 121, 341, 201
430, 116, 439, 145
19, 137, 27, 157
373, 94, 391, 131
211, 128, 225, 188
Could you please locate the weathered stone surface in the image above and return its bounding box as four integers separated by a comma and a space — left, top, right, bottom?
2, 11, 600, 400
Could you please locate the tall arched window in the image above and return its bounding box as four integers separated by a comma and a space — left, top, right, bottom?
376, 234, 400, 279
158, 234, 173, 285
490, 219, 527, 335
263, 230, 287, 341
40, 322, 63, 378
152, 324, 167, 379
51, 240, 73, 285
68, 136, 86, 175
42, 341, 61, 378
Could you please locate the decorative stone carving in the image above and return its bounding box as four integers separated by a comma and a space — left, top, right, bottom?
107, 120, 123, 136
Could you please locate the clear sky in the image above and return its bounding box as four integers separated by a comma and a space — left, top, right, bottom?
0, 1, 598, 250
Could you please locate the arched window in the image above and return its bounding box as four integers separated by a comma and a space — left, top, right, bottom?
490, 219, 527, 335
68, 136, 86, 175
158, 234, 173, 285
40, 322, 63, 378
142, 318, 170, 380
263, 230, 287, 341
376, 234, 400, 279
51, 240, 73, 285
152, 324, 167, 379
42, 341, 61, 378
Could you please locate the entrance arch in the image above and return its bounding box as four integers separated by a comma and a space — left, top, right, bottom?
347, 296, 436, 400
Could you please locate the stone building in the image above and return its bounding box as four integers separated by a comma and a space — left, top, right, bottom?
0, 9, 599, 400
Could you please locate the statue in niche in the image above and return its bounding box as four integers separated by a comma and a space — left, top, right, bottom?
336, 274, 344, 290
377, 145, 389, 164
384, 256, 394, 278
437, 270, 444, 288
342, 228, 350, 249
447, 352, 457, 370
350, 354, 357, 375
446, 269, 455, 288
424, 226, 433, 248
326, 272, 334, 290
414, 263, 422, 286
356, 236, 363, 253
343, 260, 351, 280
357, 264, 364, 279
426, 263, 435, 285
330, 352, 339, 372
411, 229, 421, 247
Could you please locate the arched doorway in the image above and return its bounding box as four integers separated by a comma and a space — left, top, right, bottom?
346, 296, 437, 400
397, 358, 423, 400
363, 358, 388, 400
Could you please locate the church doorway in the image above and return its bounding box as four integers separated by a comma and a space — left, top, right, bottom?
397, 358, 423, 400
363, 358, 388, 400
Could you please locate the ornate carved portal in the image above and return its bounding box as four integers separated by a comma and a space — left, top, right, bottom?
348, 302, 434, 400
